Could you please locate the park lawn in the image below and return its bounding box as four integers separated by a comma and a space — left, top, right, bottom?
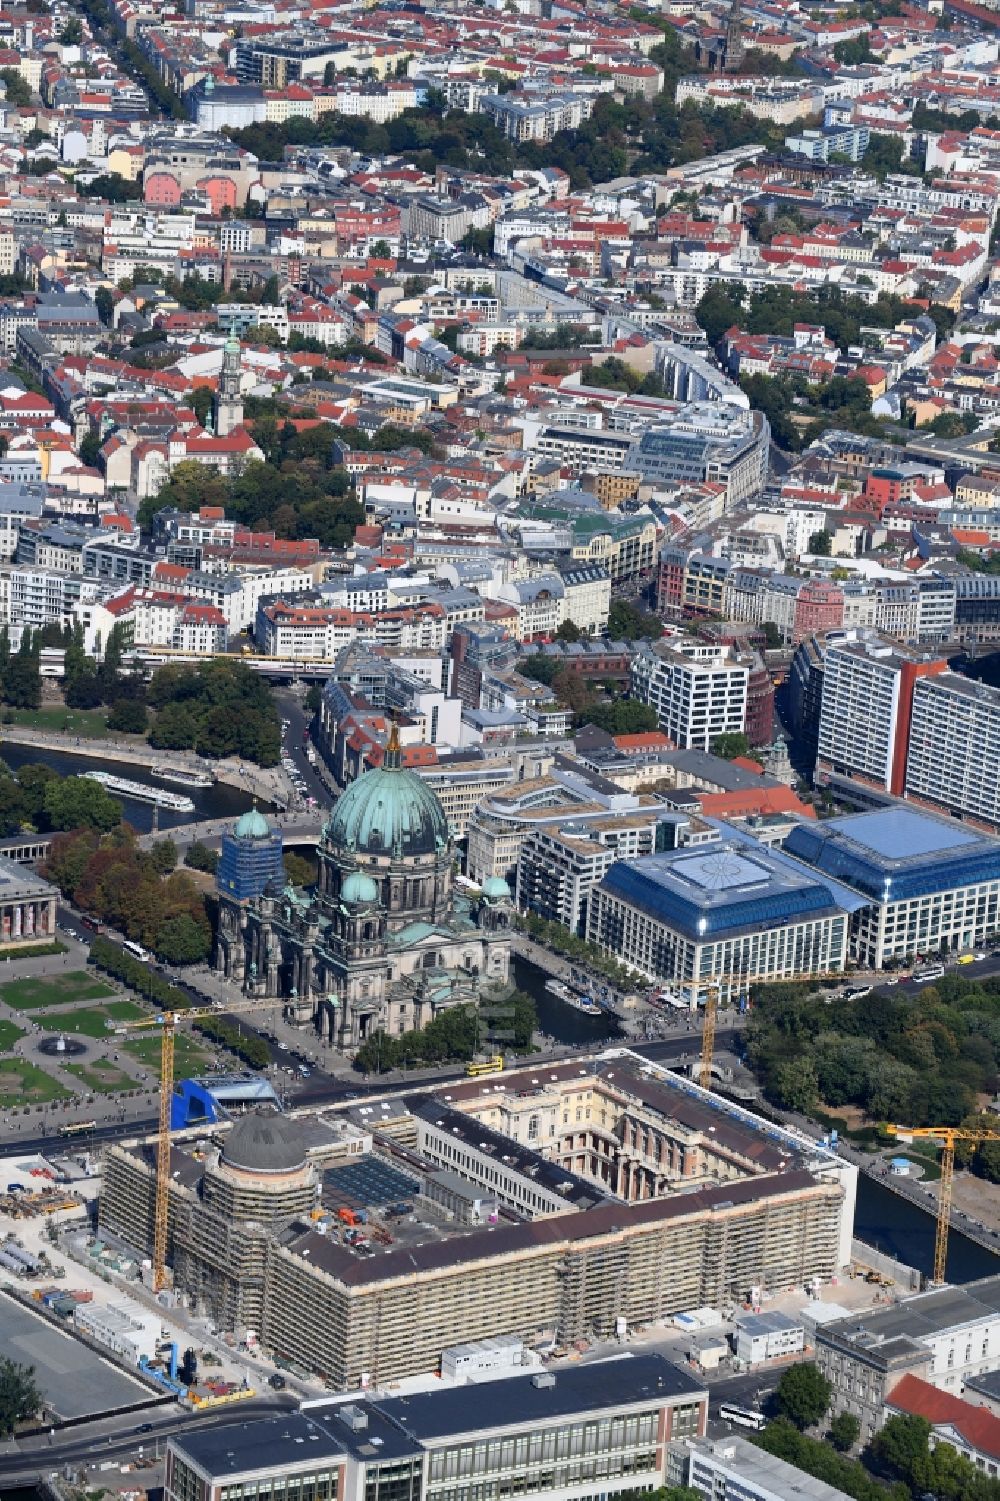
63, 1061, 136, 1094
0, 1019, 24, 1053
43, 1002, 146, 1039
124, 1033, 211, 1081
2, 707, 109, 738
0, 1058, 69, 1108
0, 971, 116, 1011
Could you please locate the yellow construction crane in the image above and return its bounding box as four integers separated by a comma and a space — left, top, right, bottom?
887, 1123, 1000, 1283
695, 967, 840, 1092
111, 997, 281, 1292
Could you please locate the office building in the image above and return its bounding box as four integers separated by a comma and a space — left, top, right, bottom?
734, 1311, 805, 1365
785, 806, 1000, 968
586, 840, 857, 1006
669, 1434, 857, 1501
465, 762, 651, 887
630, 641, 749, 751
625, 404, 769, 506
816, 634, 947, 796
515, 813, 657, 936
165, 1355, 708, 1501
816, 1274, 1000, 1443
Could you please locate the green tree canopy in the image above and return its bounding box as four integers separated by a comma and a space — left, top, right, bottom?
42, 776, 122, 832
711, 732, 751, 760
0, 1357, 41, 1435
774, 1362, 832, 1429
828, 1411, 860, 1452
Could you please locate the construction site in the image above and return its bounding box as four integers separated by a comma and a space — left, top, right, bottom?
98, 1047, 858, 1389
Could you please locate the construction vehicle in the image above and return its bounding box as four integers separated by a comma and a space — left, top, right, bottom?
109, 995, 281, 1293
886, 1123, 1000, 1283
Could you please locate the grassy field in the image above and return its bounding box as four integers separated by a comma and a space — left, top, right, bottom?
63, 1061, 137, 1094
0, 1019, 24, 1053
0, 1058, 69, 1108
0, 972, 117, 1011
2, 707, 109, 738
43, 1001, 147, 1039
124, 1033, 211, 1081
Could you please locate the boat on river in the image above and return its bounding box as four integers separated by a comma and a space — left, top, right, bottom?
155, 765, 213, 789
545, 978, 603, 1016
83, 770, 195, 813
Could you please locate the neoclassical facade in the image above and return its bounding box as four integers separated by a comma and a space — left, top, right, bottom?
0, 857, 57, 948
214, 728, 512, 1048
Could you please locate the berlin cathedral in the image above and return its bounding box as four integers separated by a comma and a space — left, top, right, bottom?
213, 727, 513, 1050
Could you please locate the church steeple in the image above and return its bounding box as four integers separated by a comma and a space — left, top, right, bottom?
724, 0, 745, 71
213, 332, 244, 438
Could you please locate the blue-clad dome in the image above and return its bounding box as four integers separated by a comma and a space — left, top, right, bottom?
482, 876, 510, 899
234, 807, 271, 840
342, 869, 379, 904
326, 727, 448, 859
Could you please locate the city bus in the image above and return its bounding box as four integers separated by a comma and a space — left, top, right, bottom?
466, 1055, 504, 1078
718, 1404, 767, 1431
80, 914, 102, 933
122, 939, 152, 962
58, 1121, 97, 1138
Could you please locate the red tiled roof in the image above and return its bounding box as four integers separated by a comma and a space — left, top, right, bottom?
612, 732, 673, 752
698, 787, 816, 820
889, 1374, 1000, 1462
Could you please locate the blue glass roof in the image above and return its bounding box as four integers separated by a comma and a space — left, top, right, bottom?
784, 808, 1000, 902
598, 845, 851, 940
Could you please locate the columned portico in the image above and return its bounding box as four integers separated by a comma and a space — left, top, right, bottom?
0, 860, 58, 949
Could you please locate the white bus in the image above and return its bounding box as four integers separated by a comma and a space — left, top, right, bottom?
719, 1404, 766, 1431
123, 939, 152, 962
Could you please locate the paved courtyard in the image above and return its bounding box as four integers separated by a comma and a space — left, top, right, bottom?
0, 1289, 153, 1421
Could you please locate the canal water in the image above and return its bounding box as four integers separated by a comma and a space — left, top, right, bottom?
513, 955, 622, 1048
854, 1172, 1000, 1285
0, 742, 261, 835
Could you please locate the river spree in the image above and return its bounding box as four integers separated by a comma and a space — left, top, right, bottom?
0, 742, 261, 834
855, 1172, 1000, 1284
512, 955, 622, 1048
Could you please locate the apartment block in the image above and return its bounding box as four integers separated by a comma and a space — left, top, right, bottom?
906, 672, 1000, 831
815, 634, 946, 795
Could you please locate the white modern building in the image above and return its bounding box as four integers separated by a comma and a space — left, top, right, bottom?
906, 672, 1000, 831
670, 1435, 856, 1501
630, 641, 749, 751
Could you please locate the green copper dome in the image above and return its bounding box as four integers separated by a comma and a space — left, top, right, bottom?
234, 807, 271, 840
326, 730, 448, 860
482, 876, 510, 900
341, 869, 378, 904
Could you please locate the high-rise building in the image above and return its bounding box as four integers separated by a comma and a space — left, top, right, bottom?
630, 640, 749, 750
905, 672, 1000, 830
815, 634, 946, 796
